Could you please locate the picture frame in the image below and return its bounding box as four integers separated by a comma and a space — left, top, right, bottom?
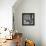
22, 13, 35, 26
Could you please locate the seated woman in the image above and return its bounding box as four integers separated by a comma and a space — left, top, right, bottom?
15, 33, 23, 46
25, 40, 35, 46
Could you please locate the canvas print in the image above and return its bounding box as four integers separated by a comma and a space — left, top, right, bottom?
22, 13, 35, 25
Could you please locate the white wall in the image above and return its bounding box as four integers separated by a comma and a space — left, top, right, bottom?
0, 0, 16, 30
41, 0, 46, 46
13, 0, 41, 46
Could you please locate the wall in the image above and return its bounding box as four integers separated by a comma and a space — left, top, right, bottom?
13, 0, 41, 46
0, 0, 16, 30
41, 0, 46, 46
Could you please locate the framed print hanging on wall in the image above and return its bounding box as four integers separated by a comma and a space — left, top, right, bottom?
22, 13, 35, 26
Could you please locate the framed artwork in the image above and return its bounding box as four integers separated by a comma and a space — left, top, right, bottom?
22, 13, 35, 26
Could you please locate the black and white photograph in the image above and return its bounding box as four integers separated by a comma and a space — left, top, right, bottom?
22, 13, 35, 25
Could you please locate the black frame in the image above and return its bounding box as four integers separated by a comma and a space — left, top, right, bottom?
22, 13, 35, 26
